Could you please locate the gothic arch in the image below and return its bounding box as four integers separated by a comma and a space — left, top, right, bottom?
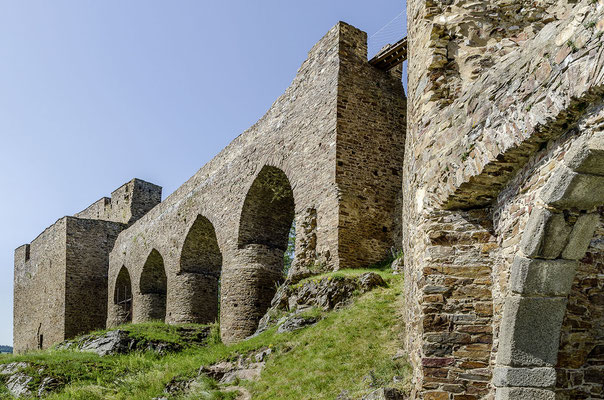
495, 133, 603, 398
112, 266, 133, 325
171, 215, 222, 324
136, 249, 167, 322
237, 165, 296, 251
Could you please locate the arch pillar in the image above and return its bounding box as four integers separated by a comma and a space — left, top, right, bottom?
220, 245, 284, 344
167, 272, 219, 324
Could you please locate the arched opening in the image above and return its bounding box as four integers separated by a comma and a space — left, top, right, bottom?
113, 266, 133, 325
237, 165, 295, 252
138, 249, 167, 322
174, 215, 222, 324
222, 166, 295, 342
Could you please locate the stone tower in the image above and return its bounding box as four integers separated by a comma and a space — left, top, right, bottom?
13, 179, 161, 353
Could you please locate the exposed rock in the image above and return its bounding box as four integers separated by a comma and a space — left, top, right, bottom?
390, 257, 404, 273
0, 362, 65, 398
0, 362, 28, 376
257, 272, 388, 335
37, 376, 61, 397
286, 272, 386, 313
57, 326, 210, 356
337, 390, 352, 399
358, 272, 387, 293
163, 377, 194, 395
198, 348, 270, 384
6, 372, 33, 398
77, 330, 132, 356
277, 315, 318, 333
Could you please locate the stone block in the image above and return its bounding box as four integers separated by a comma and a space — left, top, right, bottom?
492, 366, 556, 388
497, 297, 567, 367
561, 213, 600, 260
540, 166, 604, 210
519, 208, 571, 259
510, 256, 577, 297
565, 132, 604, 176
495, 387, 555, 400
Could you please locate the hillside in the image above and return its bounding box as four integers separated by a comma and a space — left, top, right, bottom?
0, 268, 409, 400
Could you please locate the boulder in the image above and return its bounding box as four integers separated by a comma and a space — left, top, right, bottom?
358, 272, 387, 293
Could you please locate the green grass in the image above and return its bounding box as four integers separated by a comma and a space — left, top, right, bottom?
249, 275, 409, 399
1, 270, 409, 399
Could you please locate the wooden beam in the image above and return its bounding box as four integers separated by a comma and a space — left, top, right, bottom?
369, 37, 408, 71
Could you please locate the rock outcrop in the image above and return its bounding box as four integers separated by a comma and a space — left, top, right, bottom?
257, 272, 387, 334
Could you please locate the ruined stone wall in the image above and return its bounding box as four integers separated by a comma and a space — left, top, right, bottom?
14, 179, 159, 352
336, 25, 406, 267
405, 0, 604, 398
107, 22, 405, 344
75, 178, 161, 225
13, 219, 67, 353
64, 217, 126, 340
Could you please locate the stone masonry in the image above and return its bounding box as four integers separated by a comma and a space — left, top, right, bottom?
14, 22, 406, 350
13, 179, 161, 352
405, 0, 604, 398
106, 22, 405, 344
12, 3, 604, 398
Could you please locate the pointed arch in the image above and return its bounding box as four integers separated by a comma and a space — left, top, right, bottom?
113, 266, 133, 324
138, 249, 167, 322
181, 215, 222, 275
173, 215, 222, 324
237, 165, 295, 251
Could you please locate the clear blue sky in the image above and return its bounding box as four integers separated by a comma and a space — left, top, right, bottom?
0, 1, 406, 346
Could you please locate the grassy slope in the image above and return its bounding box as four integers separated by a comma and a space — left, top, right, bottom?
1, 270, 409, 400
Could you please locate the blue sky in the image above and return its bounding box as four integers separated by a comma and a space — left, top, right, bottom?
0, 1, 406, 346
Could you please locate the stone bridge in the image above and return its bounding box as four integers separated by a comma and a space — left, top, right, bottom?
106, 22, 406, 343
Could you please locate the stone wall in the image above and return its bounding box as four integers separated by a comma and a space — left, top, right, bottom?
14, 179, 160, 353
107, 22, 406, 344
75, 178, 161, 225
404, 0, 604, 398
13, 219, 67, 352
64, 217, 125, 340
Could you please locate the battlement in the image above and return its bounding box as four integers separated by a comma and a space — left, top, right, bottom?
75, 178, 162, 226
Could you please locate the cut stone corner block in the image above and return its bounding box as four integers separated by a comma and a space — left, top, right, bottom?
519, 208, 571, 259
510, 256, 577, 297
496, 296, 567, 368
561, 212, 601, 260
540, 166, 604, 210
565, 131, 604, 176
495, 387, 555, 400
